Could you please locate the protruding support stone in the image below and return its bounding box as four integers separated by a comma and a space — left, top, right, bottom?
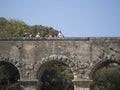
72, 79, 93, 90
18, 79, 38, 90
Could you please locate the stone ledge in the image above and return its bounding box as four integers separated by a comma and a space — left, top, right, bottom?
0, 37, 89, 41
72, 79, 93, 87
18, 79, 38, 86
0, 37, 119, 41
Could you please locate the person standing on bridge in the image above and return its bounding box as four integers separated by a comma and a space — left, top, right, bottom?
58, 31, 64, 38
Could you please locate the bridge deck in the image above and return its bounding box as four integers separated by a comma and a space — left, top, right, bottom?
0, 37, 119, 41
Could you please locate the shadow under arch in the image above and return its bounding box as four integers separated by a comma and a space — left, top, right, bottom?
36, 54, 77, 79
0, 61, 22, 90
90, 59, 120, 79
0, 61, 20, 82
37, 60, 74, 90
37, 60, 74, 79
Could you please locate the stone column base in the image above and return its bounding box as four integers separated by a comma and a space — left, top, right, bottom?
18, 79, 38, 90
72, 79, 93, 90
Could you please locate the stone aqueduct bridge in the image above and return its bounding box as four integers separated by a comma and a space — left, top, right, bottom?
0, 37, 120, 90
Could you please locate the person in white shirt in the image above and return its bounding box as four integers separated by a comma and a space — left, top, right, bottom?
36, 32, 40, 38
58, 31, 64, 38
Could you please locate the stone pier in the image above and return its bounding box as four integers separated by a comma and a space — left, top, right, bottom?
19, 80, 38, 90
73, 79, 93, 90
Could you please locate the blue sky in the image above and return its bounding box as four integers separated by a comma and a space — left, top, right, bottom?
0, 0, 120, 37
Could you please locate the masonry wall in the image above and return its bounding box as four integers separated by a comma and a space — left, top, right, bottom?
0, 37, 120, 80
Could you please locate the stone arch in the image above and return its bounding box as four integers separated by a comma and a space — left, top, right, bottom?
36, 54, 75, 90
36, 54, 77, 79
90, 59, 120, 79
0, 61, 20, 90
90, 46, 120, 79
0, 55, 21, 80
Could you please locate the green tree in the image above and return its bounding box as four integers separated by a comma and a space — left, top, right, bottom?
91, 65, 120, 90
8, 18, 29, 37
29, 25, 58, 37
0, 62, 20, 90
0, 17, 16, 37
39, 62, 74, 90
0, 17, 59, 37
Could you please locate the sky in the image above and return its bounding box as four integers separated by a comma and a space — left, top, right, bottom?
0, 0, 120, 37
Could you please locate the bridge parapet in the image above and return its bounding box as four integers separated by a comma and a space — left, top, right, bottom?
0, 37, 119, 41
0, 37, 120, 90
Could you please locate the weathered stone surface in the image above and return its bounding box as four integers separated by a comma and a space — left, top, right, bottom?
0, 37, 119, 90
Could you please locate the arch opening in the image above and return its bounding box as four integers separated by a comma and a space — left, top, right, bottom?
0, 61, 21, 90
37, 60, 74, 90
90, 60, 120, 90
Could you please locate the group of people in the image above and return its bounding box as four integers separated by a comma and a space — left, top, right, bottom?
29, 32, 44, 38
48, 31, 64, 39
23, 31, 64, 39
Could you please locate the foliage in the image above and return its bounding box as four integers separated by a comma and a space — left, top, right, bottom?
39, 62, 74, 90
0, 61, 73, 90
8, 18, 29, 37
0, 62, 20, 90
0, 17, 59, 37
29, 25, 58, 37
0, 17, 16, 37
91, 65, 120, 90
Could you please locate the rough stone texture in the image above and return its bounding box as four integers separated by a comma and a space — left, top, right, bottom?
0, 37, 120, 89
